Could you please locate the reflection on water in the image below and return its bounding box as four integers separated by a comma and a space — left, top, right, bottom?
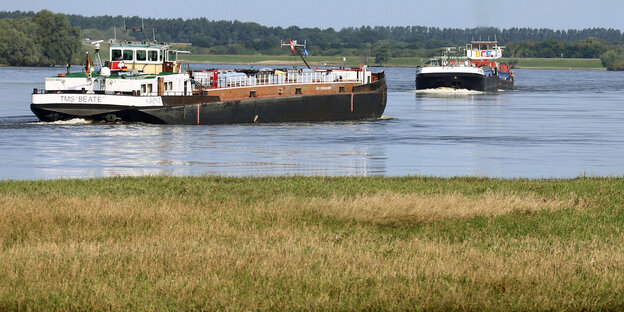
1, 66, 624, 180
17, 121, 388, 179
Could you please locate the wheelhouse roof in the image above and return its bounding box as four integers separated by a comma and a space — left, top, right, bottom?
470, 41, 499, 45
110, 43, 169, 49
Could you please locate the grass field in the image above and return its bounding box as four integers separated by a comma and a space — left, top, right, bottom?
179, 54, 605, 70
501, 58, 604, 70
1, 176, 623, 310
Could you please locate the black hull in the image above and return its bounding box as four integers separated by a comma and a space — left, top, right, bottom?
498, 77, 514, 90
31, 79, 387, 125
416, 72, 513, 92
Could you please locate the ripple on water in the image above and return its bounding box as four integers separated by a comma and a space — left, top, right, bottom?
1, 67, 624, 179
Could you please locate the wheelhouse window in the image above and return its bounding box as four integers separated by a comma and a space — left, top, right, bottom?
111, 49, 122, 60
148, 50, 158, 61
122, 49, 134, 61
167, 50, 176, 62
136, 50, 146, 61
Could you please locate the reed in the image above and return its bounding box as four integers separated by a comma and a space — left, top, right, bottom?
1, 176, 623, 310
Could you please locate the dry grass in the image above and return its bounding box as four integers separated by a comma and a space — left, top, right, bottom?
301, 190, 586, 225
0, 177, 623, 310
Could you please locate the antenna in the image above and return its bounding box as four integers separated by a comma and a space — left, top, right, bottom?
123, 19, 150, 42
152, 28, 156, 42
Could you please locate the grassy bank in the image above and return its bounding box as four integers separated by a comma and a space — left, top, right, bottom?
1, 176, 623, 310
501, 58, 604, 70
179, 54, 605, 70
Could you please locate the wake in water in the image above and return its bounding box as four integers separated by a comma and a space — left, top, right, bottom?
32, 118, 91, 125
412, 88, 485, 95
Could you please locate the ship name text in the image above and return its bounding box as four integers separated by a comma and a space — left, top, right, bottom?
60, 95, 103, 103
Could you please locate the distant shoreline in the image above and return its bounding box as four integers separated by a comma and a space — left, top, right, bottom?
182, 59, 606, 70
0, 57, 606, 71
179, 55, 606, 71
513, 66, 605, 71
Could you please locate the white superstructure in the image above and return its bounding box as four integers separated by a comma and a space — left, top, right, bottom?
465, 41, 504, 60
43, 73, 191, 96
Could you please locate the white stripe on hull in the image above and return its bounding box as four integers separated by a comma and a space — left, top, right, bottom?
415, 66, 485, 75
32, 93, 163, 107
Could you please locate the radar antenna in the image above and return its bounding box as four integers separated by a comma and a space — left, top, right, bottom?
90, 40, 104, 71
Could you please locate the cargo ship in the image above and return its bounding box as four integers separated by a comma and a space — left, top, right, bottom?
31, 40, 386, 124
415, 40, 514, 92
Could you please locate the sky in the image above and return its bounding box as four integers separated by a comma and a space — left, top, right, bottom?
3, 0, 623, 30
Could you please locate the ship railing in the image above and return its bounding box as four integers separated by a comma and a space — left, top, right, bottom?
138, 91, 190, 96
214, 72, 353, 89
33, 89, 195, 96
192, 70, 364, 90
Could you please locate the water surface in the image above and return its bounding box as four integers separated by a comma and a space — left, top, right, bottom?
1, 65, 623, 180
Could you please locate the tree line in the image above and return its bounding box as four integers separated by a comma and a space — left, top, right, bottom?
505, 39, 609, 58
3, 11, 624, 46
1, 10, 624, 68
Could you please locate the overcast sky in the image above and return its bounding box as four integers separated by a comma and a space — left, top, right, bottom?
3, 0, 623, 30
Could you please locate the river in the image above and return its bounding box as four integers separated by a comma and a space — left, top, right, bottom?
1, 65, 624, 180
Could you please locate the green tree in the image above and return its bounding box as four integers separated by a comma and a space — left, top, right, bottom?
0, 18, 41, 65
32, 10, 81, 65
600, 48, 624, 71
374, 43, 390, 65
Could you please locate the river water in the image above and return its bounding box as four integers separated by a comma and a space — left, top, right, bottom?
1, 65, 624, 180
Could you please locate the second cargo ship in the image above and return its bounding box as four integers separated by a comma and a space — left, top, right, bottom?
415, 40, 514, 92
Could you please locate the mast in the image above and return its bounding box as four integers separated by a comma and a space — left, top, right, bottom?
124, 19, 150, 42
281, 39, 311, 69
